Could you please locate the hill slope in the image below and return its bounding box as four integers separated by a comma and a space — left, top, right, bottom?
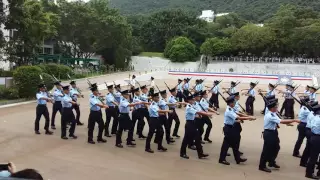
109, 0, 320, 21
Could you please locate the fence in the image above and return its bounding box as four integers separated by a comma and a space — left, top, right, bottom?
204, 56, 320, 64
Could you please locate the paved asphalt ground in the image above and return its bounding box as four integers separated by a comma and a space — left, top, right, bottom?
0, 73, 312, 180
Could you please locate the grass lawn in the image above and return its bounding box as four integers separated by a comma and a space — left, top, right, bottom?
138, 52, 164, 58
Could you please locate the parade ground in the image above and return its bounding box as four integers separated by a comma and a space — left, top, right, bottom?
0, 72, 311, 180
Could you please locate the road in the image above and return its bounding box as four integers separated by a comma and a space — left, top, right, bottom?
0, 74, 310, 180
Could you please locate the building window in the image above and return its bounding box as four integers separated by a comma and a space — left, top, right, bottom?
44, 47, 53, 55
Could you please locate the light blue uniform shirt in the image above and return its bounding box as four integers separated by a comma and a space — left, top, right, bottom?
298, 106, 310, 123
211, 85, 219, 94
266, 89, 275, 97
185, 103, 199, 120
304, 90, 310, 96
229, 87, 236, 94
200, 98, 209, 111
264, 112, 281, 130
307, 112, 315, 128
224, 106, 238, 125
310, 93, 317, 102
36, 92, 48, 105
0, 170, 10, 177
195, 84, 202, 92
133, 95, 142, 109
311, 115, 320, 134
119, 97, 130, 113
149, 101, 159, 117
140, 93, 149, 108
114, 91, 121, 103
158, 98, 167, 110
53, 88, 63, 101
177, 83, 183, 92
284, 90, 294, 99
62, 94, 73, 108
70, 88, 80, 101
194, 101, 203, 111
234, 101, 240, 113
168, 95, 177, 109
248, 89, 256, 97
265, 107, 269, 115
183, 83, 189, 90
90, 95, 101, 111
106, 93, 116, 107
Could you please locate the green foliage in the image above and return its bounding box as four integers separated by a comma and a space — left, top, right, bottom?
164, 37, 197, 62
36, 63, 73, 80
13, 66, 43, 98
99, 65, 107, 72
0, 69, 13, 77
72, 74, 86, 79
111, 0, 320, 22
0, 86, 20, 100
200, 38, 232, 56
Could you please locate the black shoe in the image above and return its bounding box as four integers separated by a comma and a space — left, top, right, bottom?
35, 131, 41, 135
239, 151, 244, 155
237, 158, 247, 164
105, 134, 112, 137
293, 154, 302, 158
132, 139, 136, 142
204, 138, 212, 143
269, 163, 280, 169
111, 133, 116, 136
300, 163, 307, 167
201, 141, 206, 144
158, 147, 167, 152
259, 167, 272, 173
77, 122, 84, 126
199, 153, 209, 159
180, 154, 189, 159
145, 149, 154, 153
173, 134, 180, 138
97, 138, 107, 143
305, 174, 319, 179
45, 130, 53, 135
61, 136, 68, 140
226, 153, 231, 156
153, 140, 158, 144
51, 126, 56, 130
219, 160, 230, 165
88, 140, 95, 144
116, 144, 123, 148
139, 135, 147, 139
167, 139, 175, 144
69, 135, 78, 139
188, 146, 197, 150
126, 142, 136, 146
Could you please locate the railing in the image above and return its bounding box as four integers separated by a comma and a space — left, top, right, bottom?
203, 56, 320, 64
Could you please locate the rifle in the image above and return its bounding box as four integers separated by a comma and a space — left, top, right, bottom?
51, 74, 60, 82
39, 74, 53, 98
87, 79, 105, 104
217, 90, 243, 122
164, 81, 171, 91
135, 80, 142, 89
210, 79, 223, 92
243, 81, 259, 95
68, 74, 83, 97
104, 82, 118, 106
225, 90, 247, 113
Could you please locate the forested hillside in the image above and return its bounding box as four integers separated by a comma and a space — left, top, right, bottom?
110, 0, 320, 22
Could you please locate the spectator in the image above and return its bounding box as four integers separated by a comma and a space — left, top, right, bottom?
0, 162, 43, 179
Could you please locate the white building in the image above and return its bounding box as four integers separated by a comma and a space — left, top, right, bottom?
199, 10, 215, 22
216, 13, 229, 17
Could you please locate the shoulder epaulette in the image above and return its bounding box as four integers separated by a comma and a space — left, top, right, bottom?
187, 104, 191, 107
303, 107, 307, 110
152, 102, 156, 105
271, 113, 275, 117
229, 108, 232, 111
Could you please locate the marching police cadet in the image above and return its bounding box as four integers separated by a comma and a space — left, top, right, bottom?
259, 100, 300, 173
145, 92, 172, 153
183, 78, 190, 102
149, 76, 155, 96
138, 85, 150, 136
177, 79, 184, 107
88, 86, 109, 144
223, 81, 237, 94
116, 89, 144, 148
279, 84, 295, 119
199, 90, 220, 143
309, 86, 318, 102
51, 81, 63, 130
193, 92, 206, 144
297, 85, 311, 98
167, 87, 185, 138
114, 84, 122, 118
61, 85, 78, 140
157, 90, 175, 144
300, 101, 319, 167
259, 83, 277, 114
180, 95, 212, 159
209, 80, 220, 108
104, 85, 119, 137
194, 79, 201, 92
219, 96, 256, 165
305, 105, 320, 179
293, 97, 311, 158
34, 84, 53, 135
279, 84, 290, 116
70, 81, 84, 125
131, 87, 148, 139
264, 95, 276, 115
242, 82, 256, 115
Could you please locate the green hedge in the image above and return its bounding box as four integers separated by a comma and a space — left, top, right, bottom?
36, 63, 73, 80
0, 69, 13, 77
0, 86, 19, 99
13, 66, 55, 98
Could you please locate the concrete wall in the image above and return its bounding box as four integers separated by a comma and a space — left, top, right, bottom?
206, 62, 320, 77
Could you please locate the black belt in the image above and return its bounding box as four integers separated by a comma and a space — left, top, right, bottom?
90, 110, 101, 112
306, 127, 311, 130
300, 122, 307, 124
37, 104, 47, 106
120, 113, 129, 115
109, 106, 116, 108
63, 107, 72, 109
312, 133, 320, 136
224, 124, 233, 128
264, 129, 276, 132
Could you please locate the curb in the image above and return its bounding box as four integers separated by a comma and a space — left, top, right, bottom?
0, 100, 35, 109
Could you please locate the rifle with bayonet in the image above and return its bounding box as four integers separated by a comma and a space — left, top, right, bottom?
67, 74, 84, 98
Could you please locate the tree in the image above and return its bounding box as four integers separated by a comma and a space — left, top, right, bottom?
200, 37, 232, 56
164, 36, 197, 62
0, 0, 5, 52
5, 0, 59, 66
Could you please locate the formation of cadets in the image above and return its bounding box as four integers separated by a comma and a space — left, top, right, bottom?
34, 75, 320, 179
